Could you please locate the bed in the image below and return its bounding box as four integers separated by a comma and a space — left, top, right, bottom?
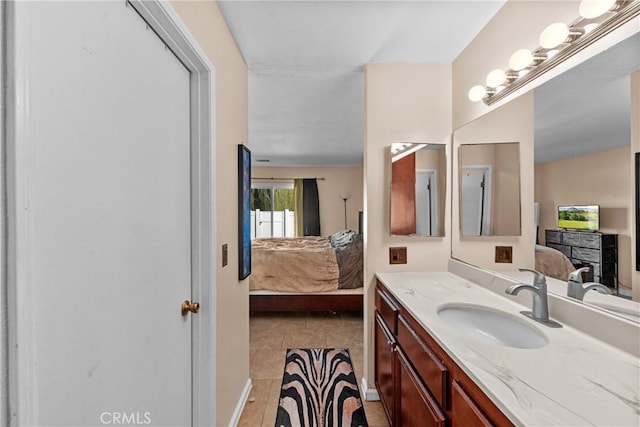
249, 230, 363, 312
535, 244, 576, 281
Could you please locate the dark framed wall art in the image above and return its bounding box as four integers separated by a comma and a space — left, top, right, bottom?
634, 153, 640, 271
238, 144, 252, 280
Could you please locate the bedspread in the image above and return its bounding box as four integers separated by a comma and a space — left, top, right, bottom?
250, 231, 363, 292
251, 237, 340, 292
535, 244, 575, 281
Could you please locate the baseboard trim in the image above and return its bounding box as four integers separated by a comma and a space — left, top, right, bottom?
228, 378, 252, 427
360, 377, 379, 401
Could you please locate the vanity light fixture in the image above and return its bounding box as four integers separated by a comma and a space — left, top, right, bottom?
468, 85, 487, 102
486, 69, 507, 87
539, 22, 571, 49
467, 0, 639, 105
579, 0, 618, 18
509, 49, 534, 71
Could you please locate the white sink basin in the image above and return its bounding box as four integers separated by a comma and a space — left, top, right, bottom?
437, 304, 548, 349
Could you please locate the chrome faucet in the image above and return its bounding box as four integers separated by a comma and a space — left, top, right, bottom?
505, 268, 562, 328
567, 267, 612, 301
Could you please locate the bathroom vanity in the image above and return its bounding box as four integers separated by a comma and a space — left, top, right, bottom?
374, 270, 640, 426
375, 280, 512, 426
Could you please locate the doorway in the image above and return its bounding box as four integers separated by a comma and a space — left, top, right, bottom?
461, 166, 492, 236
415, 169, 439, 236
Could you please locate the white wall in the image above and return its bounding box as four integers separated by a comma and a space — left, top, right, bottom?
363, 63, 452, 387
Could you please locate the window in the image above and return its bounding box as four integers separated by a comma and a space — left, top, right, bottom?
251, 182, 295, 238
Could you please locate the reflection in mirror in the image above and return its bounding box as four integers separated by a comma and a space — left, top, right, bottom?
533, 31, 639, 312
390, 143, 446, 236
459, 143, 521, 236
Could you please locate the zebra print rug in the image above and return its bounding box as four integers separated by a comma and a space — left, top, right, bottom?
276, 348, 368, 427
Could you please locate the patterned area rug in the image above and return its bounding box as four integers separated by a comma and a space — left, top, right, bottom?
276, 348, 368, 427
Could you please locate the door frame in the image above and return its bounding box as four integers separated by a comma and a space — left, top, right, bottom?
461, 165, 492, 236
3, 1, 216, 425
415, 169, 438, 236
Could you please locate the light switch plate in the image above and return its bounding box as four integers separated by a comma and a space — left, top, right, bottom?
222, 244, 228, 267
389, 247, 407, 264
495, 246, 513, 263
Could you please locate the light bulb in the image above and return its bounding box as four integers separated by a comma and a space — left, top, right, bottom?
486, 69, 507, 88
468, 85, 486, 102
509, 49, 534, 71
583, 23, 600, 34
540, 22, 569, 49
579, 0, 616, 19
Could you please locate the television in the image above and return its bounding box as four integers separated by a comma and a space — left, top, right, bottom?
557, 205, 599, 231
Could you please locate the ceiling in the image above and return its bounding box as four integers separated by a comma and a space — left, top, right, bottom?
218, 1, 639, 167
218, 0, 506, 166
534, 32, 640, 164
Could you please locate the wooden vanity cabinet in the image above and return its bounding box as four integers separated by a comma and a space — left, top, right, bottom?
374, 280, 513, 427
374, 286, 399, 422
374, 313, 396, 423
397, 348, 446, 427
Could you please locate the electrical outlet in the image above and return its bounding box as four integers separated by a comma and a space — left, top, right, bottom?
222, 244, 228, 267
389, 247, 407, 264
495, 246, 513, 263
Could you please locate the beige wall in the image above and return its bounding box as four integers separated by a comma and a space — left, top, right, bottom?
632, 71, 640, 300
363, 63, 452, 385
252, 166, 364, 235
452, 92, 535, 270
171, 2, 249, 425
536, 147, 632, 290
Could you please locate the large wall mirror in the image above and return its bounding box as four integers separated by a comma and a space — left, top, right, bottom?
390, 142, 446, 237
531, 31, 640, 319
459, 143, 521, 236
454, 30, 640, 321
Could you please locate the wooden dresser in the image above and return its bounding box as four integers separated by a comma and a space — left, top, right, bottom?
544, 229, 618, 288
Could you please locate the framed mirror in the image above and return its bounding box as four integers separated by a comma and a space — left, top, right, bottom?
390, 142, 446, 237
452, 31, 640, 321
459, 143, 521, 236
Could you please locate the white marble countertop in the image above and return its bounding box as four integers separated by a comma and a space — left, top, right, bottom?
376, 271, 640, 427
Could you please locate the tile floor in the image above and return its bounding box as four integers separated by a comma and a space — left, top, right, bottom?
239, 311, 390, 427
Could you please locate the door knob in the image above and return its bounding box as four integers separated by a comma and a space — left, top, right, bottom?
181, 300, 200, 316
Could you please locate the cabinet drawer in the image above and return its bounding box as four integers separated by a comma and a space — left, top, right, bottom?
562, 232, 580, 246
579, 233, 601, 249
398, 349, 446, 427
398, 315, 448, 408
572, 247, 600, 263
548, 243, 571, 258
376, 285, 398, 334
545, 230, 561, 244
451, 380, 493, 427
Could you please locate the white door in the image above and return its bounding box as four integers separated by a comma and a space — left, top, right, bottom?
461, 167, 491, 236
15, 2, 193, 425
416, 170, 437, 236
